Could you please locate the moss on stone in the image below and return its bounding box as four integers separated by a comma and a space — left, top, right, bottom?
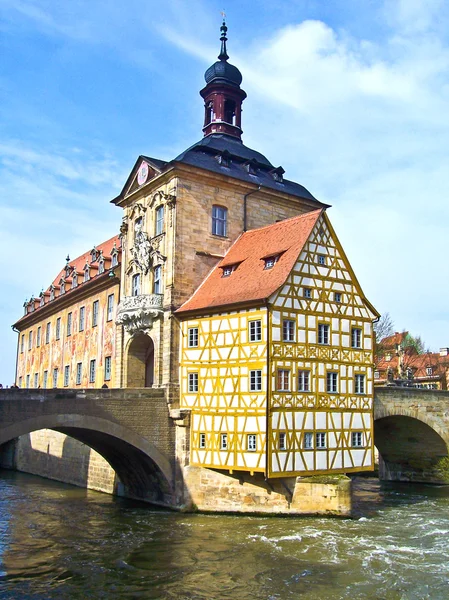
298, 475, 350, 485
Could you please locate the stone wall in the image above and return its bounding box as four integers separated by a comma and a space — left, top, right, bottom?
6, 430, 116, 493
183, 467, 351, 516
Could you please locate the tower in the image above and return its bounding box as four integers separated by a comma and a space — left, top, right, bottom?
200, 20, 247, 139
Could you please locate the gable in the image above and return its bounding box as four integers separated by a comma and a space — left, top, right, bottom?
271, 213, 379, 320
111, 155, 167, 205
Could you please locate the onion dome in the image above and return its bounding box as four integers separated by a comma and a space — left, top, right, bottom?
204, 20, 243, 87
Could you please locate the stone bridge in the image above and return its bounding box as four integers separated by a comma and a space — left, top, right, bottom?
374, 387, 449, 483
0, 388, 188, 508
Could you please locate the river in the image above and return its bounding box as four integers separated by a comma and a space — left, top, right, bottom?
0, 470, 448, 599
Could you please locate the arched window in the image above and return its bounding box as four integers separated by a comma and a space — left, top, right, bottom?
98, 260, 105, 274
72, 270, 78, 288
224, 99, 236, 125
205, 101, 214, 125
212, 205, 227, 237
155, 205, 164, 236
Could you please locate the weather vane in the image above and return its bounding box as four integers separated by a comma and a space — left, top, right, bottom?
221, 9, 226, 21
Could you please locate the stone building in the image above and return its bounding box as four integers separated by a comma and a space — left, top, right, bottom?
11, 22, 379, 512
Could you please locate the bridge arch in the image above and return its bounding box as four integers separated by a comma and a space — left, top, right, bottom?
374, 414, 449, 484
0, 414, 174, 505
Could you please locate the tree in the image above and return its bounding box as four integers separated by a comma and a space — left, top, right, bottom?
373, 312, 394, 343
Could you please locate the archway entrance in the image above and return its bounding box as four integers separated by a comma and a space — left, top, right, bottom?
127, 334, 155, 388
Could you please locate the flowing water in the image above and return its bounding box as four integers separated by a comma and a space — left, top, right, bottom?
0, 470, 448, 599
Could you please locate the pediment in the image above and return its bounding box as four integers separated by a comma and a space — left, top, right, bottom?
111, 155, 167, 205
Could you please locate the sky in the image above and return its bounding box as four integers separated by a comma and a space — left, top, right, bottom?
1, 0, 449, 384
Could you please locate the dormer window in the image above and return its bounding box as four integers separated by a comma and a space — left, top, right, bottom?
98, 260, 105, 274
426, 367, 433, 376
271, 166, 285, 183
90, 247, 98, 262
244, 159, 258, 175
59, 279, 65, 295
221, 265, 236, 277
264, 256, 278, 269
72, 270, 78, 289
217, 150, 231, 167
84, 264, 90, 282
39, 294, 45, 307
111, 245, 118, 267
30, 297, 35, 312
50, 286, 55, 301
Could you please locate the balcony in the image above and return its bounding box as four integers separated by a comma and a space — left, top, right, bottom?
116, 294, 163, 335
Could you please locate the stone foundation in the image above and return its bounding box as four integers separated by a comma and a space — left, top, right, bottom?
182, 466, 352, 516
2, 430, 116, 494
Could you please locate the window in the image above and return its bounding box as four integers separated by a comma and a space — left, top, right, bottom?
220, 433, 228, 450
316, 432, 327, 449
72, 271, 78, 288
351, 328, 362, 349
282, 319, 295, 342
67, 312, 72, 336
52, 368, 58, 388
188, 372, 198, 392
318, 254, 326, 265
89, 359, 96, 383
92, 301, 99, 327
79, 307, 85, 332
155, 205, 164, 236
19, 376, 23, 387
107, 294, 114, 321
264, 256, 278, 269
277, 369, 290, 391
50, 287, 55, 301
426, 367, 433, 376
59, 279, 65, 295
27, 331, 33, 351
76, 363, 82, 385
355, 374, 365, 394
298, 370, 310, 392
98, 260, 105, 275
104, 356, 111, 381
36, 327, 41, 347
249, 369, 262, 392
43, 371, 48, 389
84, 267, 90, 282
20, 334, 24, 353
132, 273, 140, 297
64, 365, 70, 387
188, 327, 199, 348
153, 265, 162, 294
318, 323, 329, 345
26, 374, 30, 388
374, 370, 380, 379
222, 265, 234, 277
279, 432, 287, 450
352, 432, 364, 447
111, 252, 118, 268
46, 322, 51, 343
249, 320, 262, 342
327, 372, 338, 393
247, 434, 257, 452
56, 317, 61, 340
212, 205, 227, 237
334, 292, 342, 303
34, 373, 38, 388
199, 433, 206, 449
303, 287, 312, 299
303, 432, 314, 449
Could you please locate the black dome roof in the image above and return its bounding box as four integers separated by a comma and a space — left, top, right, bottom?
204, 60, 242, 87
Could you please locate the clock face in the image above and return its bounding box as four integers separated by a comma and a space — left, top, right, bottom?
137, 162, 149, 186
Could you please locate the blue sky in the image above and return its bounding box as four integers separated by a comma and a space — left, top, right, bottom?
1, 0, 449, 384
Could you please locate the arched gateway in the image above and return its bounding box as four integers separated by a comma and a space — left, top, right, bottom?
126, 334, 155, 388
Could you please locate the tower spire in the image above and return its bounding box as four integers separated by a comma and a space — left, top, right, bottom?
200, 17, 247, 139
218, 18, 229, 62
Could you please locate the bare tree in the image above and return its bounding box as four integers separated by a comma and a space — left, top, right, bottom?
373, 312, 394, 342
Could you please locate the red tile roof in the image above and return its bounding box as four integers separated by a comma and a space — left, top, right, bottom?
176, 210, 323, 314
